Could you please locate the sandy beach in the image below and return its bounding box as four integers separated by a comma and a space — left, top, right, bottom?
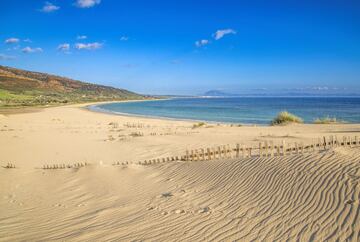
0, 103, 359, 241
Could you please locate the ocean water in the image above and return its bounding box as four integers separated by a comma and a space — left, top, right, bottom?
91, 97, 360, 125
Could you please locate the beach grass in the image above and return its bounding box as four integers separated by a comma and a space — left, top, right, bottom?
192, 122, 206, 129
313, 116, 340, 124
271, 111, 303, 125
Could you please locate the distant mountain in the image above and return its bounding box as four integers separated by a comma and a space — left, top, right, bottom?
202, 89, 360, 97
203, 90, 237, 97
0, 65, 147, 107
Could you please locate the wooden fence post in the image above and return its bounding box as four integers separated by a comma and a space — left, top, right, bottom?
264, 141, 268, 157
334, 136, 338, 147
259, 142, 262, 157
312, 140, 316, 152
270, 141, 274, 157
236, 144, 240, 158
283, 140, 286, 156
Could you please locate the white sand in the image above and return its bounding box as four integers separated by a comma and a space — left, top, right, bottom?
0, 104, 359, 241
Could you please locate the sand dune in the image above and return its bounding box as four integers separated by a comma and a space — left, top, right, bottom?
0, 104, 359, 241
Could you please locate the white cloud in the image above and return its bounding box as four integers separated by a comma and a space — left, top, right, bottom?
120, 36, 129, 41
40, 2, 60, 13
22, 47, 43, 53
23, 38, 32, 43
0, 53, 16, 60
75, 42, 102, 50
5, 38, 20, 44
75, 0, 101, 8
77, 35, 87, 40
195, 39, 209, 47
57, 43, 70, 51
213, 29, 236, 40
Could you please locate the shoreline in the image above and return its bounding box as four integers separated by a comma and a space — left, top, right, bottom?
86, 101, 251, 126
86, 99, 360, 126
2, 98, 359, 126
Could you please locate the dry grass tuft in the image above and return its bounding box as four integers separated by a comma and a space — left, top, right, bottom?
271, 111, 303, 125
313, 116, 340, 124
192, 122, 206, 129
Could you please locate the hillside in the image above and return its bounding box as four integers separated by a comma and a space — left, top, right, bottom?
0, 65, 146, 107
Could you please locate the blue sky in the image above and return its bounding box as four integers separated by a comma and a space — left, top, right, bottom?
1, 0, 360, 95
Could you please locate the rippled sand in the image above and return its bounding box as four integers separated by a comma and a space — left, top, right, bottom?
0, 104, 359, 241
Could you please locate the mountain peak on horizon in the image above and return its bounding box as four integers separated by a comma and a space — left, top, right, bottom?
203, 90, 236, 97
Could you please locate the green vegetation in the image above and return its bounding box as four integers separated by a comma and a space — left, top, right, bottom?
0, 65, 148, 108
192, 122, 206, 129
271, 111, 303, 125
313, 116, 340, 124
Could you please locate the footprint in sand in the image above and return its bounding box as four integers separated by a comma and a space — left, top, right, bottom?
174, 209, 185, 214
159, 192, 173, 198
4, 194, 14, 200
197, 207, 210, 214
345, 199, 354, 205
53, 203, 66, 208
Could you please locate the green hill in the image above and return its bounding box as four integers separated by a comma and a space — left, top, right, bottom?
0, 65, 147, 107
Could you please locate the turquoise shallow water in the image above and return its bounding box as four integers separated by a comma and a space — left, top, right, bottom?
90, 97, 360, 125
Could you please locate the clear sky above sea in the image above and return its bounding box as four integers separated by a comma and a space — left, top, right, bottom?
1, 0, 360, 95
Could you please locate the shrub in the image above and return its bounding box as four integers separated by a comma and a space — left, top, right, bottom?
313, 116, 339, 124
192, 122, 206, 129
271, 111, 303, 125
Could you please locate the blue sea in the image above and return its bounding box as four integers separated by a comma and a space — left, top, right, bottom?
90, 97, 360, 125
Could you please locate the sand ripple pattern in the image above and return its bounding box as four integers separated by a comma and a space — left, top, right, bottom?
0, 148, 359, 241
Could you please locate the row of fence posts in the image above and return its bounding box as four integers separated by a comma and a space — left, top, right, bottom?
184, 135, 359, 162
42, 135, 360, 167
137, 156, 182, 165
4, 136, 358, 169
97, 135, 360, 166
42, 162, 88, 169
